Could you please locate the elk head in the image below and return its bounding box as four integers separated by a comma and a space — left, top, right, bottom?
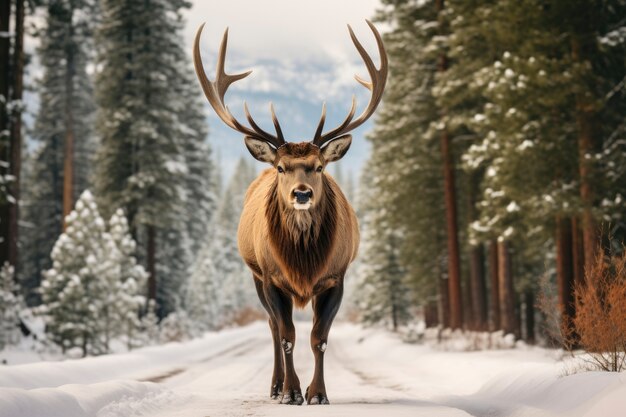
193, 21, 387, 211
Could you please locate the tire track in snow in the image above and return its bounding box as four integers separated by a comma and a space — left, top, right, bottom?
139, 336, 262, 385
330, 330, 410, 395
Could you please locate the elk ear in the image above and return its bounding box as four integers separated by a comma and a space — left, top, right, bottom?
321, 135, 352, 163
244, 136, 277, 164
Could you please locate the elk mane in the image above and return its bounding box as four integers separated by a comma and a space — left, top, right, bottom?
265, 177, 338, 296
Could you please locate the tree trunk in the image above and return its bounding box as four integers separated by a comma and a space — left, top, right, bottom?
424, 300, 439, 328
571, 217, 585, 285
463, 275, 474, 330
571, 36, 599, 276
436, 0, 463, 330
488, 239, 500, 331
440, 107, 463, 330
469, 244, 487, 330
147, 225, 157, 302
556, 216, 575, 321
63, 14, 76, 229
439, 270, 450, 328
0, 0, 11, 267
498, 240, 517, 337
7, 0, 24, 270
524, 289, 535, 344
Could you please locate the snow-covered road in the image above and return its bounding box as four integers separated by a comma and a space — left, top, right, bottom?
1, 321, 625, 417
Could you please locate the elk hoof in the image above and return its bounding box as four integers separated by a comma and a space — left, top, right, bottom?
305, 386, 330, 405
270, 381, 283, 400
280, 389, 304, 405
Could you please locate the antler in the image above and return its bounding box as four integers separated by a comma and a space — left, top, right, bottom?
312, 20, 388, 147
193, 24, 285, 148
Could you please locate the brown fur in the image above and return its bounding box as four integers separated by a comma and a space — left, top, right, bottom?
265, 179, 338, 307
237, 143, 359, 309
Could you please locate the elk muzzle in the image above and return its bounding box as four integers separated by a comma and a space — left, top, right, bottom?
292, 188, 313, 210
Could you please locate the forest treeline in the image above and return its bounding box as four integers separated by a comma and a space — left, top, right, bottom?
0, 0, 266, 355
356, 0, 626, 342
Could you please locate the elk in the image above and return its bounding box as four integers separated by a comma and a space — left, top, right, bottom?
193, 20, 387, 405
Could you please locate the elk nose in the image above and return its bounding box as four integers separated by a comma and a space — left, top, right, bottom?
294, 190, 312, 204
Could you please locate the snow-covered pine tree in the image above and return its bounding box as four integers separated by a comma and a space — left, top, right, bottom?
40, 191, 146, 355
186, 158, 258, 329
156, 38, 218, 318
108, 209, 148, 349
94, 0, 216, 313
0, 262, 23, 349
214, 158, 258, 325
185, 249, 220, 332
156, 227, 191, 317
178, 67, 217, 259
20, 0, 97, 305
140, 299, 160, 346
357, 210, 411, 331
40, 190, 113, 355
159, 309, 193, 342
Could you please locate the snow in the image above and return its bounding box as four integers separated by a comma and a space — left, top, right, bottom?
1, 321, 625, 417
506, 201, 520, 213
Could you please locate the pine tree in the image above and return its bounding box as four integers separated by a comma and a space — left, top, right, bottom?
357, 211, 411, 330
20, 0, 97, 305
40, 191, 146, 355
186, 158, 258, 329
0, 0, 11, 208
94, 0, 216, 311
108, 209, 148, 349
179, 68, 217, 258
160, 309, 193, 342
0, 262, 22, 349
140, 299, 160, 346
156, 227, 191, 317
40, 190, 112, 355
0, 0, 25, 270
186, 249, 220, 331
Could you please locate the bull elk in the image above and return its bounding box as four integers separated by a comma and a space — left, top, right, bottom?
193, 20, 387, 405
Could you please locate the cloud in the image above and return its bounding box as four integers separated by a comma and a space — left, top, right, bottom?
186, 0, 385, 98
184, 0, 382, 60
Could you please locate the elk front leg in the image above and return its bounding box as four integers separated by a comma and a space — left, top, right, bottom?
307, 282, 344, 405
264, 283, 303, 405
254, 278, 283, 399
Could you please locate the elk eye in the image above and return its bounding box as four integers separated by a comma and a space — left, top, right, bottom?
316, 166, 323, 173
277, 166, 285, 173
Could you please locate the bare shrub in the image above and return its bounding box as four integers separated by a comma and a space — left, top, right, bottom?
232, 307, 266, 327
571, 250, 626, 372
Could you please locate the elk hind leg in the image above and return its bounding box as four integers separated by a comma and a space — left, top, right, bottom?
307, 283, 344, 405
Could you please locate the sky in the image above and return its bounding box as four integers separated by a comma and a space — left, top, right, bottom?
183, 0, 383, 63
182, 0, 384, 184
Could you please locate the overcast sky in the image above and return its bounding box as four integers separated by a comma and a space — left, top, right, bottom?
183, 0, 383, 61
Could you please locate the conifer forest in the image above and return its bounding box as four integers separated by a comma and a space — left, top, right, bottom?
0, 2, 626, 413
